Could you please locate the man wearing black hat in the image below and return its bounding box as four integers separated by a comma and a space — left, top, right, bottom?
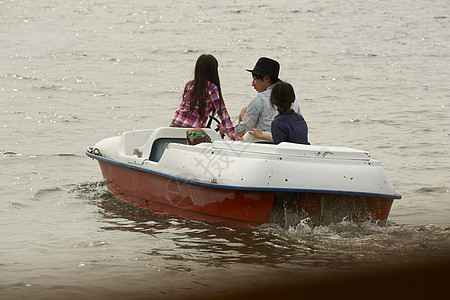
234, 57, 300, 137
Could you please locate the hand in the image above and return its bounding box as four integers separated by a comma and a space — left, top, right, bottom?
217, 124, 225, 135
248, 128, 263, 139
216, 124, 226, 139
248, 128, 274, 142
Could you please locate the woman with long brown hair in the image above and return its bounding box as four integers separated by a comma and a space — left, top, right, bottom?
170, 54, 239, 140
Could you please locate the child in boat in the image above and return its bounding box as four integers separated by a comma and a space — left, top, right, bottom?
170, 54, 240, 140
249, 82, 310, 145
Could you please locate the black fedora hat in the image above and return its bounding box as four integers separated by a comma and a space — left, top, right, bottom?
246, 57, 280, 79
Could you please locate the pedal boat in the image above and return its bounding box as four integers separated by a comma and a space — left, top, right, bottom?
86, 127, 401, 226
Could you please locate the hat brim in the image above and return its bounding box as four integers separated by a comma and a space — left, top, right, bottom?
247, 68, 279, 80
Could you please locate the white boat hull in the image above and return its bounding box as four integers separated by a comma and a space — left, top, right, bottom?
87, 127, 400, 226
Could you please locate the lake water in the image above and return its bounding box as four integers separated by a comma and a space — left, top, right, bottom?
1, 0, 449, 299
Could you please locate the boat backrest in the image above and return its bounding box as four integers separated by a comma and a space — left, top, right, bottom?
149, 138, 187, 162
139, 127, 222, 162
118, 129, 154, 156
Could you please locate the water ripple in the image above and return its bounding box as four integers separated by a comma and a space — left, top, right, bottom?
416, 186, 449, 194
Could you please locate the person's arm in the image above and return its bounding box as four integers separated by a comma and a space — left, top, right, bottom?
248, 128, 273, 143
235, 96, 262, 134
237, 130, 246, 138
238, 106, 247, 123
210, 85, 240, 140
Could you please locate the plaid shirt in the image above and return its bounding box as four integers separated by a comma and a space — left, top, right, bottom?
171, 81, 239, 140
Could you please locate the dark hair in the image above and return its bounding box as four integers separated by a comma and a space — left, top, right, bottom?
270, 82, 296, 114
188, 54, 223, 118
252, 73, 281, 85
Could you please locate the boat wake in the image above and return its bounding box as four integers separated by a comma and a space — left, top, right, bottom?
70, 181, 450, 268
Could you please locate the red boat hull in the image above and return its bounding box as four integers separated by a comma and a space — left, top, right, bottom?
97, 160, 394, 226
97, 160, 276, 226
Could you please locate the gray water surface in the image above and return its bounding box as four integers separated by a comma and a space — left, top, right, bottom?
1, 0, 449, 299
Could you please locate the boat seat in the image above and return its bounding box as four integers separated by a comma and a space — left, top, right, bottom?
149, 138, 187, 162
139, 127, 222, 161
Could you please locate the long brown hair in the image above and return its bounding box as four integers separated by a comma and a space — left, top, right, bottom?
188, 54, 223, 118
